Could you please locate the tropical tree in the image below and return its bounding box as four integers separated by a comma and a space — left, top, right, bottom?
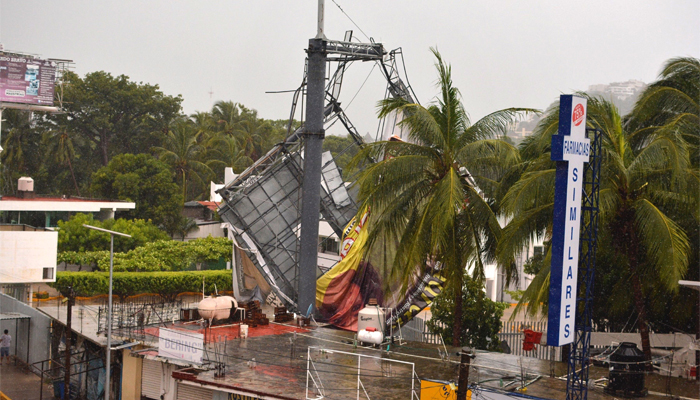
45, 71, 182, 166
153, 119, 215, 202
498, 94, 695, 362
352, 49, 535, 346
206, 134, 253, 176
212, 101, 251, 136
427, 271, 507, 350
233, 113, 280, 161
0, 109, 40, 178
42, 129, 81, 196
91, 153, 183, 228
627, 57, 699, 166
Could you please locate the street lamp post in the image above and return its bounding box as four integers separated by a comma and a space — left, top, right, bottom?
83, 224, 131, 400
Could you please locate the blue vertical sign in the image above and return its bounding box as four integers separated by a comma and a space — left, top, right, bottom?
548, 95, 589, 346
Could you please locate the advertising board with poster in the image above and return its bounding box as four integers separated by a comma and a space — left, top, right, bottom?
0, 55, 56, 106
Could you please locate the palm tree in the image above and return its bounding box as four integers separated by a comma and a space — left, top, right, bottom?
152, 119, 215, 202
352, 49, 535, 346
0, 109, 38, 176
498, 94, 694, 362
232, 114, 279, 161
206, 133, 253, 175
212, 101, 246, 136
43, 129, 81, 196
627, 57, 699, 166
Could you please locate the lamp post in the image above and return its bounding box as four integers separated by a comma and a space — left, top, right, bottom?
83, 224, 131, 400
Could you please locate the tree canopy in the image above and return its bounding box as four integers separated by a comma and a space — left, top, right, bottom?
45, 71, 183, 166
57, 213, 169, 253
91, 153, 183, 229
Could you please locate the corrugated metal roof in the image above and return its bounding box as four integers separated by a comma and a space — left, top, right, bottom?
0, 312, 31, 321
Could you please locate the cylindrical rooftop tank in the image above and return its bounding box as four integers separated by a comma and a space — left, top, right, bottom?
604, 342, 647, 397
198, 296, 237, 321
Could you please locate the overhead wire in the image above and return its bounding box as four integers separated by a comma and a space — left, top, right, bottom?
330, 0, 371, 42
345, 63, 377, 111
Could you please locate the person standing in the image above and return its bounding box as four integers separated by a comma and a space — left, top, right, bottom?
0, 329, 11, 365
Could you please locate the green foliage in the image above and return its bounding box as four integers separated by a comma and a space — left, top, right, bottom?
50, 270, 233, 301
93, 237, 233, 272
91, 153, 183, 228
351, 49, 535, 346
522, 252, 545, 276
153, 118, 215, 202
46, 71, 183, 167
322, 135, 359, 179
57, 213, 168, 253
57, 251, 109, 270
427, 273, 507, 351
50, 272, 109, 297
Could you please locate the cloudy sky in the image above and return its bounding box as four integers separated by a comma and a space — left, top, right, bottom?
2, 1, 698, 137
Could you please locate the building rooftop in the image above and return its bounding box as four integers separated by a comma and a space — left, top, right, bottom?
0, 195, 135, 212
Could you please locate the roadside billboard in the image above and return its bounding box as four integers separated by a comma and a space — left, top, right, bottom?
0, 55, 56, 106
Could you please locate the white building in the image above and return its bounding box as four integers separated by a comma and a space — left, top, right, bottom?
0, 177, 135, 302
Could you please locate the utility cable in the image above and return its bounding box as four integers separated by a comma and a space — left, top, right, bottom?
330, 0, 371, 42
345, 63, 377, 111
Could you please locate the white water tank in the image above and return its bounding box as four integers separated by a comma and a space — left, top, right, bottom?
358, 329, 384, 345
357, 305, 386, 333
18, 177, 34, 192
198, 296, 237, 321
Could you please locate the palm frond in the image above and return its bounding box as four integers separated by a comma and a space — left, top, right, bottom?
634, 198, 690, 291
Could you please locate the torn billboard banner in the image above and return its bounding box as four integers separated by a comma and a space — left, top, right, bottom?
316, 208, 446, 332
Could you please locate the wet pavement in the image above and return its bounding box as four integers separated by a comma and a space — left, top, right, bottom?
0, 359, 53, 400
166, 322, 700, 399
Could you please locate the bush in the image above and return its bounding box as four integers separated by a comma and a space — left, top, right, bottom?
93, 237, 233, 272
57, 251, 110, 270
427, 273, 508, 351
58, 237, 233, 272
50, 270, 234, 301
57, 213, 169, 253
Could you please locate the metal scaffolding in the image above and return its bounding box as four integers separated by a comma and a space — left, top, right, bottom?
566, 128, 602, 400
217, 32, 417, 312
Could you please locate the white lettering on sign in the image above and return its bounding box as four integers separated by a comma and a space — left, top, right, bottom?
547, 95, 589, 347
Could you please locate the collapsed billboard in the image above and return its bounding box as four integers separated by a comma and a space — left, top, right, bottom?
0, 55, 56, 106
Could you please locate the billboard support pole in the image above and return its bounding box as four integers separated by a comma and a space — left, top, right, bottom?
297, 2, 327, 316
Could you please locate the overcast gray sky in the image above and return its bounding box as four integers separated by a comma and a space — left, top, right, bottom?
2, 1, 698, 137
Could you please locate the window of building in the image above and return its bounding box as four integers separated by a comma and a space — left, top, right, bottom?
533, 245, 544, 258
319, 236, 340, 255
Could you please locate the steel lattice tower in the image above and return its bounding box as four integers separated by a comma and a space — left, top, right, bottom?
567, 128, 602, 400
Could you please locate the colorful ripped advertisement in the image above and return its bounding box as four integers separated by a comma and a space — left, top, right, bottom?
316, 208, 446, 332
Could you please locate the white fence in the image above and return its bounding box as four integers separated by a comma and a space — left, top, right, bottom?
399, 317, 695, 364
